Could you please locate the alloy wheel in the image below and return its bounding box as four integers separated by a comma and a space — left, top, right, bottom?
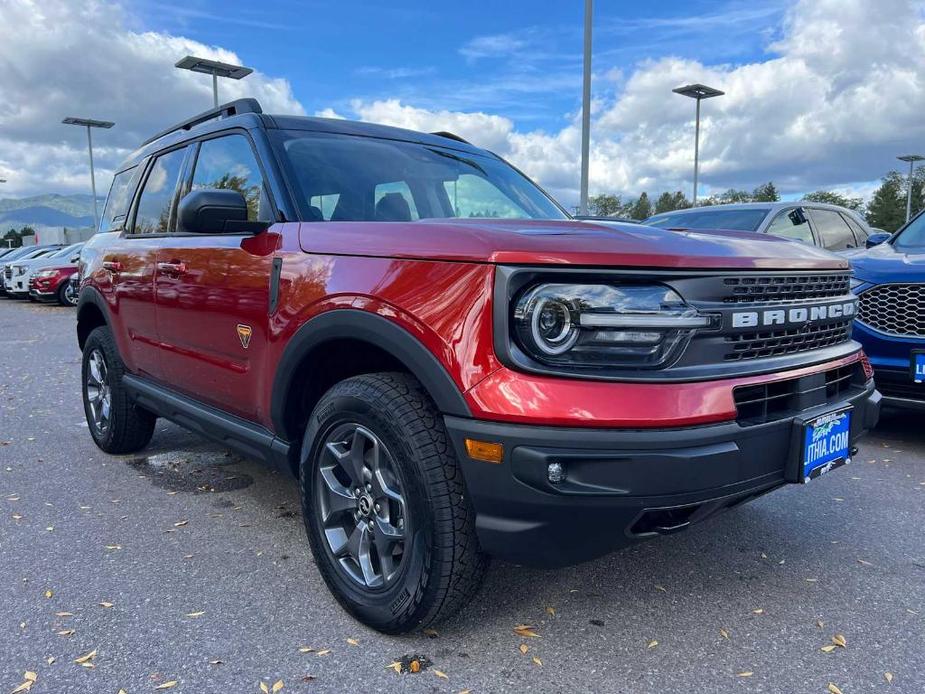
85, 348, 112, 435
315, 423, 408, 589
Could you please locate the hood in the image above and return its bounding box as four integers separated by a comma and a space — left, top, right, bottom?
298, 218, 848, 270
848, 241, 925, 284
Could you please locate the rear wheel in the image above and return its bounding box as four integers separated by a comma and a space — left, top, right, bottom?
59, 280, 78, 307
300, 372, 487, 633
81, 326, 156, 454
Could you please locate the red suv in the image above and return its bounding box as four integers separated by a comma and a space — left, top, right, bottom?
77, 99, 880, 633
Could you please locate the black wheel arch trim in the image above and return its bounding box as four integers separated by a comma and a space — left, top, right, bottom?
76, 286, 113, 349
271, 309, 472, 441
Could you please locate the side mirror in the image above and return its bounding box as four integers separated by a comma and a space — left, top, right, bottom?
865, 232, 891, 248
177, 189, 268, 234
69, 254, 80, 263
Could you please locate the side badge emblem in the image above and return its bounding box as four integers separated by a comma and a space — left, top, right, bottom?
236, 324, 253, 349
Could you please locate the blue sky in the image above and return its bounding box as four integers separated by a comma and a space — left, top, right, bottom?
135, 0, 787, 131
3, 0, 924, 206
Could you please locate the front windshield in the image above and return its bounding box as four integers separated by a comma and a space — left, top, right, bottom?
48, 243, 81, 259
276, 131, 567, 222
644, 208, 771, 232
892, 212, 925, 251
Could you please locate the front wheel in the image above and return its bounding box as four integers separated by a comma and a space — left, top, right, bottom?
300, 373, 487, 633
59, 280, 78, 307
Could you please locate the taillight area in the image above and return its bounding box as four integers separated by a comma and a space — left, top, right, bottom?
859, 351, 874, 382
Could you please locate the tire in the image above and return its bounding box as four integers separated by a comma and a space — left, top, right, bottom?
81, 326, 156, 454
300, 372, 487, 633
58, 280, 78, 307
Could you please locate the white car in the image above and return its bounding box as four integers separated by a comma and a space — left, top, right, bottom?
3, 243, 82, 298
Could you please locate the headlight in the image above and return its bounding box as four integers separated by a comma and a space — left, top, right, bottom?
513, 283, 713, 369
849, 277, 866, 291
35, 270, 57, 278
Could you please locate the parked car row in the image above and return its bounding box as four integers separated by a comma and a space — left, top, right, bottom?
0, 242, 82, 306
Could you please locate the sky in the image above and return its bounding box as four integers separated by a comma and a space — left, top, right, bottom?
1, 0, 924, 208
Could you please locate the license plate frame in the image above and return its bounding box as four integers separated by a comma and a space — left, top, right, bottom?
787, 406, 853, 484
910, 350, 925, 384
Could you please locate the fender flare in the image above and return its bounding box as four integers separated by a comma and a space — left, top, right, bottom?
76, 286, 112, 349
271, 309, 472, 440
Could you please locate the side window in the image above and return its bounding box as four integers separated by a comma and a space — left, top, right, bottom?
308, 194, 340, 220
133, 148, 187, 234
99, 166, 139, 232
811, 209, 857, 250
766, 208, 815, 245
373, 181, 419, 221
191, 134, 269, 222
443, 174, 530, 218
840, 212, 869, 245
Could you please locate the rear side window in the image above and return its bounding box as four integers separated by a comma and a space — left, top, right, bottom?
840, 212, 869, 245
810, 209, 857, 250
99, 166, 139, 232
133, 148, 187, 234
766, 208, 815, 245
190, 134, 270, 222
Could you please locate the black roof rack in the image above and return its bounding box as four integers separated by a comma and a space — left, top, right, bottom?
140, 98, 263, 147
431, 131, 470, 145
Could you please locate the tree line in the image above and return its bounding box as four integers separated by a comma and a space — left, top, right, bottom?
587, 167, 925, 233
2, 226, 36, 248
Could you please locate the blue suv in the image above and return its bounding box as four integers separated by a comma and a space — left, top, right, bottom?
849, 216, 925, 409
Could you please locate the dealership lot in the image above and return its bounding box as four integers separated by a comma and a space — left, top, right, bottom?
1, 300, 923, 693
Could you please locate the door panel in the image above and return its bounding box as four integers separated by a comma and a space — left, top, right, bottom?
154, 232, 278, 419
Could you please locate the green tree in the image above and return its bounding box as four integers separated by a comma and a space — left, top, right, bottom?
752, 182, 780, 202
626, 192, 653, 220
654, 190, 691, 214
802, 190, 864, 211
866, 171, 907, 232
587, 193, 623, 217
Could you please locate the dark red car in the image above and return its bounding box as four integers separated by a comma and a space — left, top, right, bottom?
76, 99, 880, 632
30, 265, 79, 306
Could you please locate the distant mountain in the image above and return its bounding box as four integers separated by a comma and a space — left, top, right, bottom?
0, 194, 100, 229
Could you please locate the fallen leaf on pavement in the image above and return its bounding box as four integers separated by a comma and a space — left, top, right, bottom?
99, 602, 113, 608
73, 649, 96, 664
545, 606, 556, 617
24, 673, 36, 683
386, 662, 402, 673
532, 657, 542, 667
828, 684, 844, 694
44, 590, 53, 599
820, 645, 837, 653
154, 681, 178, 690
272, 680, 284, 692
832, 634, 847, 648
434, 670, 449, 679
56, 629, 74, 636
185, 611, 205, 618
55, 612, 73, 617
647, 640, 658, 649
752, 609, 764, 615
316, 650, 331, 657
519, 644, 529, 655
514, 625, 540, 638
347, 638, 359, 646
174, 520, 188, 527
737, 671, 754, 677
298, 647, 315, 653
885, 672, 893, 684
720, 629, 729, 639
422, 628, 438, 638
260, 684, 269, 694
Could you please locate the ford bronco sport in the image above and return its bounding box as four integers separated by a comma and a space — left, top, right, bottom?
77, 99, 880, 633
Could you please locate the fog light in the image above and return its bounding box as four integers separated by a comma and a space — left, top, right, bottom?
547, 461, 566, 484
465, 438, 503, 464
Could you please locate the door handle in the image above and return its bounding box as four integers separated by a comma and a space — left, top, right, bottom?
157, 261, 188, 275
102, 261, 122, 272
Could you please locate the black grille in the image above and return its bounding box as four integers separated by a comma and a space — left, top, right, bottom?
724, 320, 852, 361
873, 369, 925, 402
733, 362, 863, 424
721, 273, 851, 303
857, 283, 925, 337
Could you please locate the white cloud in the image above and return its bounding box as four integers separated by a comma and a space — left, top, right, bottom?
0, 0, 302, 197
344, 0, 925, 206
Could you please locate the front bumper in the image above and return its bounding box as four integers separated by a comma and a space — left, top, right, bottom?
852, 321, 925, 409
29, 288, 57, 302
446, 381, 880, 567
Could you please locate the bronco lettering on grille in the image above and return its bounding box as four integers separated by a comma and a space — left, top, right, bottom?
731, 301, 856, 329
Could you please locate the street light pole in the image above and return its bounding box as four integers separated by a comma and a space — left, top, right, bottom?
897, 155, 925, 223
672, 83, 724, 205
62, 117, 115, 231
578, 0, 593, 216
175, 56, 253, 109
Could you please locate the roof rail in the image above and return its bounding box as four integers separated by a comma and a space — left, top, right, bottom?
140, 98, 263, 147
431, 131, 471, 145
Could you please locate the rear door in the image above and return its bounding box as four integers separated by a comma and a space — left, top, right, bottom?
154, 131, 278, 420
102, 149, 188, 379
764, 207, 819, 246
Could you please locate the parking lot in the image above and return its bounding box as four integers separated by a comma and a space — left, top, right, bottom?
0, 298, 923, 693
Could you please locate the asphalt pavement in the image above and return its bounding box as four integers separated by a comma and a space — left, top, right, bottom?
1, 299, 923, 694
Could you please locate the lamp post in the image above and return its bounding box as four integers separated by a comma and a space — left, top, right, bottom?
672, 83, 724, 205
578, 0, 593, 216
175, 56, 253, 108
897, 154, 925, 223
62, 117, 115, 231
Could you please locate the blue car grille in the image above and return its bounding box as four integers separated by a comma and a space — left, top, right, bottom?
857, 283, 925, 337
